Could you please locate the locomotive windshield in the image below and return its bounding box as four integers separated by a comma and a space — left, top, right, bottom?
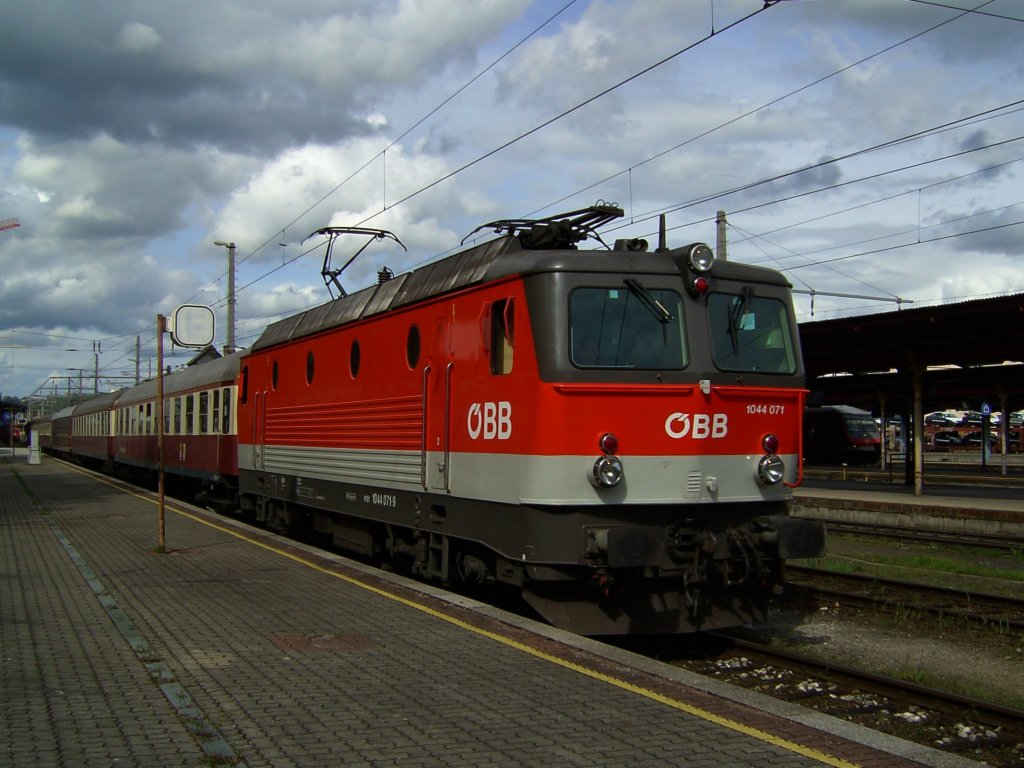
570, 286, 687, 369
708, 292, 797, 374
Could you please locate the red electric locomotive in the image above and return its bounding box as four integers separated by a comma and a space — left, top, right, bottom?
236, 206, 824, 635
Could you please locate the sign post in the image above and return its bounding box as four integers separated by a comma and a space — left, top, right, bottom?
155, 305, 215, 552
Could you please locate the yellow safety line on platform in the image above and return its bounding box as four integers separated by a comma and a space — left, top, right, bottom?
61, 460, 858, 768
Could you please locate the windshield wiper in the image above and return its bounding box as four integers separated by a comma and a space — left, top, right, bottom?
624, 278, 673, 324
727, 287, 754, 353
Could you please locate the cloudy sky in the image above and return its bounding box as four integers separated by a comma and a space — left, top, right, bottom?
1, 0, 1022, 399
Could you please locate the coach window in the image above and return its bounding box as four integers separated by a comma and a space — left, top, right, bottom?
164, 399, 171, 434
173, 397, 182, 434
490, 299, 514, 375
222, 387, 232, 434
145, 402, 153, 435
272, 360, 279, 390
350, 339, 361, 378
306, 350, 315, 385
212, 389, 221, 433
185, 394, 195, 435
406, 325, 420, 369
199, 391, 209, 434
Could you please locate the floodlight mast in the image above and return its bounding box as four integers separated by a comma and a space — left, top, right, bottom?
213, 241, 236, 353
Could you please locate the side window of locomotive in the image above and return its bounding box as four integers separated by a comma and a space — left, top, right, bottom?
350, 340, 361, 378
272, 360, 279, 390
240, 366, 249, 405
306, 350, 315, 385
708, 292, 796, 374
569, 287, 687, 369
406, 325, 420, 369
490, 299, 514, 375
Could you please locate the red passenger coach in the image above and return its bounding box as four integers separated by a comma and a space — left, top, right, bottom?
70, 389, 124, 470
49, 405, 75, 457
236, 206, 825, 635
115, 353, 241, 508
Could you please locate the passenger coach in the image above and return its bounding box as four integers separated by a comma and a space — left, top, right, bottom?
115, 353, 241, 508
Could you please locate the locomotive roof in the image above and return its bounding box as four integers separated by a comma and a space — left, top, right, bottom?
251, 235, 790, 353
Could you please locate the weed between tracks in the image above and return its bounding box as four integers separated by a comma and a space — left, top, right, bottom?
802, 533, 1024, 599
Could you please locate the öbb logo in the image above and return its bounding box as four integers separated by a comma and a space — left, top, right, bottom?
665, 413, 728, 439
468, 401, 512, 440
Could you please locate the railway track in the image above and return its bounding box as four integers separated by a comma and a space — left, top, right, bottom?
818, 519, 1024, 551
668, 632, 1024, 767
786, 564, 1024, 630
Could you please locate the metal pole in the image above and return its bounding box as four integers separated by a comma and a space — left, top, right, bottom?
156, 314, 166, 552
227, 243, 236, 354
716, 210, 727, 261
912, 364, 924, 496
214, 241, 237, 354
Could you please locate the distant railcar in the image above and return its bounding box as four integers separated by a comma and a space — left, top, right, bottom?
49, 406, 75, 458
28, 413, 53, 451
803, 405, 881, 465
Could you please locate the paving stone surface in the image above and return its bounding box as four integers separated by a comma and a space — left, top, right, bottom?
1, 457, 959, 767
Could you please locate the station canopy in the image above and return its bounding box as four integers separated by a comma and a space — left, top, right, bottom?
798, 292, 1024, 416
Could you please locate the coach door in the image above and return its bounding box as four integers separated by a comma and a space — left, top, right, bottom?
424, 314, 452, 491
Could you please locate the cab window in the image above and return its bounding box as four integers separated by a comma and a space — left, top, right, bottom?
570, 285, 687, 370
708, 291, 796, 374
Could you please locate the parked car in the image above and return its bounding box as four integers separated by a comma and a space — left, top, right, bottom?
925, 412, 959, 426
963, 431, 997, 450
931, 431, 963, 450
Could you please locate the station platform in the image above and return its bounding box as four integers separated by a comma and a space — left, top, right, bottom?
793, 482, 1024, 540
1, 455, 986, 768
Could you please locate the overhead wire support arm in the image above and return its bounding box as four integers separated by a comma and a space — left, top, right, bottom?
303, 226, 406, 299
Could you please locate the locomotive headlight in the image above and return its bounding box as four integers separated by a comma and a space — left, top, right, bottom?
757, 454, 786, 485
592, 455, 624, 488
686, 243, 715, 273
